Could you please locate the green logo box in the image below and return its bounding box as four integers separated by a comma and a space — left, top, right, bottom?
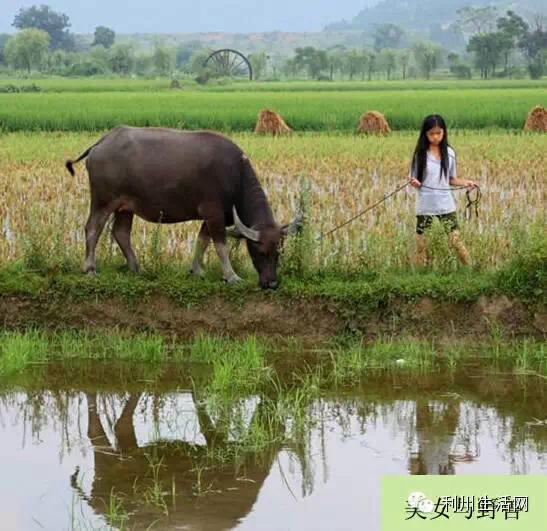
382, 475, 547, 531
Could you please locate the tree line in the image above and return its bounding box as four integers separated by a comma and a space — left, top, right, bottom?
0, 4, 545, 80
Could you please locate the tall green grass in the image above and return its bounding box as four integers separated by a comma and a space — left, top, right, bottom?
1, 88, 544, 131
1, 330, 544, 379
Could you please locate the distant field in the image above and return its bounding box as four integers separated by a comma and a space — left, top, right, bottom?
1, 77, 546, 93
0, 88, 544, 131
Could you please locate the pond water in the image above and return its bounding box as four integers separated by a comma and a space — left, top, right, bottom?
0, 362, 545, 531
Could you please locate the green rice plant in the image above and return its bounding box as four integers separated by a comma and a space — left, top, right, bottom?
0, 330, 48, 376
107, 333, 166, 362
510, 340, 546, 375
330, 345, 368, 385
208, 338, 270, 394
104, 489, 130, 530
0, 87, 544, 132
143, 452, 169, 514
188, 333, 228, 362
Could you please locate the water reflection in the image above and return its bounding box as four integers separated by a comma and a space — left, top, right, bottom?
0, 367, 545, 530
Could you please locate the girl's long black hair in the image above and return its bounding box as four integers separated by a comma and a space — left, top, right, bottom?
411, 114, 451, 183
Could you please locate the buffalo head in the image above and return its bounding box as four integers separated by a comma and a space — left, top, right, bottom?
229, 207, 302, 290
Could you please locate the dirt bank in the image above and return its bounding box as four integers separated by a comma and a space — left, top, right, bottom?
1, 293, 544, 342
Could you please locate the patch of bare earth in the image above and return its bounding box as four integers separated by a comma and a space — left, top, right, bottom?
0, 295, 544, 342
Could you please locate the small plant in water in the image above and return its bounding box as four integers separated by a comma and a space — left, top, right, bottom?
105, 488, 130, 530
143, 452, 169, 514
190, 461, 215, 497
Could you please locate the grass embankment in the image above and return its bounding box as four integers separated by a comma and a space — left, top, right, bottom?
0, 240, 544, 341
1, 87, 545, 131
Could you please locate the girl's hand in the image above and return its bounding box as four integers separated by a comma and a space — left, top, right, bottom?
409, 177, 421, 188
465, 180, 478, 189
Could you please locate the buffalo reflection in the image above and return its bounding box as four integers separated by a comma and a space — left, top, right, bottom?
71, 391, 286, 531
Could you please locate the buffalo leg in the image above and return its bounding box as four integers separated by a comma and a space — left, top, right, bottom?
83, 206, 110, 274
190, 222, 211, 276
205, 217, 241, 284
114, 394, 140, 452
112, 211, 140, 273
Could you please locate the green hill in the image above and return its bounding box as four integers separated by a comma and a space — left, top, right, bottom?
325, 0, 546, 32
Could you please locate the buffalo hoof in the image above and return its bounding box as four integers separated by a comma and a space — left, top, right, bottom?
260, 280, 279, 290
224, 274, 243, 284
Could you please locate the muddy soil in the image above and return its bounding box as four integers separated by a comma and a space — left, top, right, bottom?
1, 293, 544, 342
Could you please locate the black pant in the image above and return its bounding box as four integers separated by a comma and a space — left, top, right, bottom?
416, 212, 459, 235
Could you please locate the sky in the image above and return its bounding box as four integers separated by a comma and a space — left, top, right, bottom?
1, 1, 379, 34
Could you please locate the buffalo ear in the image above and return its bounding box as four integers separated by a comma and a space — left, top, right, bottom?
280, 209, 304, 236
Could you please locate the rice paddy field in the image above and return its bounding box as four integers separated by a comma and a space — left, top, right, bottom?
1, 87, 546, 131
0, 130, 545, 273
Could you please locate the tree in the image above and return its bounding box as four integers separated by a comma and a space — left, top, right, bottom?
398, 49, 411, 80
344, 49, 364, 80
366, 51, 377, 81
12, 4, 73, 50
92, 26, 115, 49
5, 29, 50, 72
497, 11, 529, 72
0, 34, 10, 65
90, 45, 110, 69
446, 52, 472, 79
282, 57, 299, 78
293, 47, 328, 79
454, 6, 499, 36
152, 44, 175, 76
189, 49, 210, 76
373, 23, 404, 51
497, 11, 529, 40
519, 23, 547, 79
326, 46, 346, 80
447, 52, 460, 67
108, 43, 135, 75
249, 50, 268, 80
412, 42, 442, 79
467, 33, 503, 78
176, 41, 202, 69
378, 48, 397, 80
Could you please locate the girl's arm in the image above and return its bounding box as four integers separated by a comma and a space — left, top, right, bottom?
449, 177, 478, 188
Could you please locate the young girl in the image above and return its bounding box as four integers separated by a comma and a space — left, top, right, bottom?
409, 114, 478, 267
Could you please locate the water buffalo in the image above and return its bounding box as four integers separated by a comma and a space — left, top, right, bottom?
66, 126, 299, 289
